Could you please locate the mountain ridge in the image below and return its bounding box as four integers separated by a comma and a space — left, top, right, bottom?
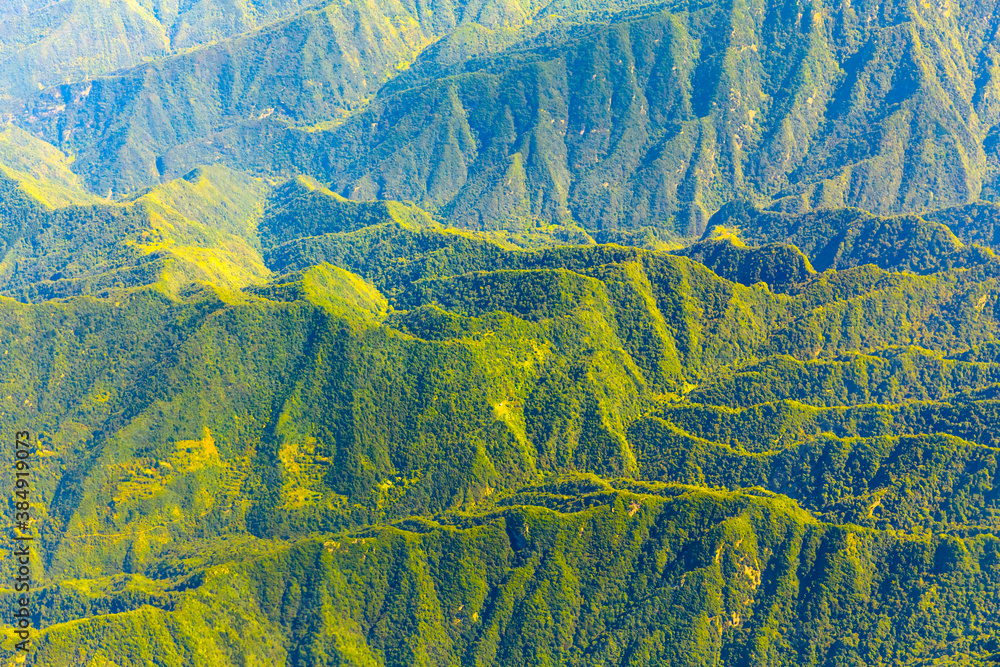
12, 0, 1000, 232
3, 0, 1000, 664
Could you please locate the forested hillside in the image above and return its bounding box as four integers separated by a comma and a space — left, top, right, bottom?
3, 0, 1000, 664
0, 0, 319, 101
0, 161, 991, 664
12, 0, 1000, 232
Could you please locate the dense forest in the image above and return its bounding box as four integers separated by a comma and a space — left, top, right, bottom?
3, 0, 1000, 664
0, 161, 992, 664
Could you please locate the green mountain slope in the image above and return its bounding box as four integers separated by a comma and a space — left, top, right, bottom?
0, 181, 997, 663
0, 0, 319, 101
14, 0, 1000, 231
9, 478, 1000, 666
6, 0, 1000, 662
13, 0, 543, 195
704, 200, 995, 274
0, 209, 997, 539
0, 125, 100, 208
670, 235, 816, 293
0, 163, 270, 301
923, 200, 1000, 249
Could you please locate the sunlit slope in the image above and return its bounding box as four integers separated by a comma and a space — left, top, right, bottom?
0, 164, 271, 301
7, 478, 1000, 666
1, 223, 1000, 578
0, 165, 598, 303
259, 176, 437, 246
0, 125, 100, 208
0, 160, 999, 663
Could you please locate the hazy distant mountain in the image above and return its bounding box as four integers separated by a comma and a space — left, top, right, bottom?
13, 0, 1000, 234
0, 0, 318, 100
4, 1, 1000, 665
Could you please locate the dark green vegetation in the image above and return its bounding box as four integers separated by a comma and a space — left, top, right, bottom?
703, 201, 996, 276
5, 0, 1000, 664
18, 480, 1000, 667
0, 162, 994, 664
